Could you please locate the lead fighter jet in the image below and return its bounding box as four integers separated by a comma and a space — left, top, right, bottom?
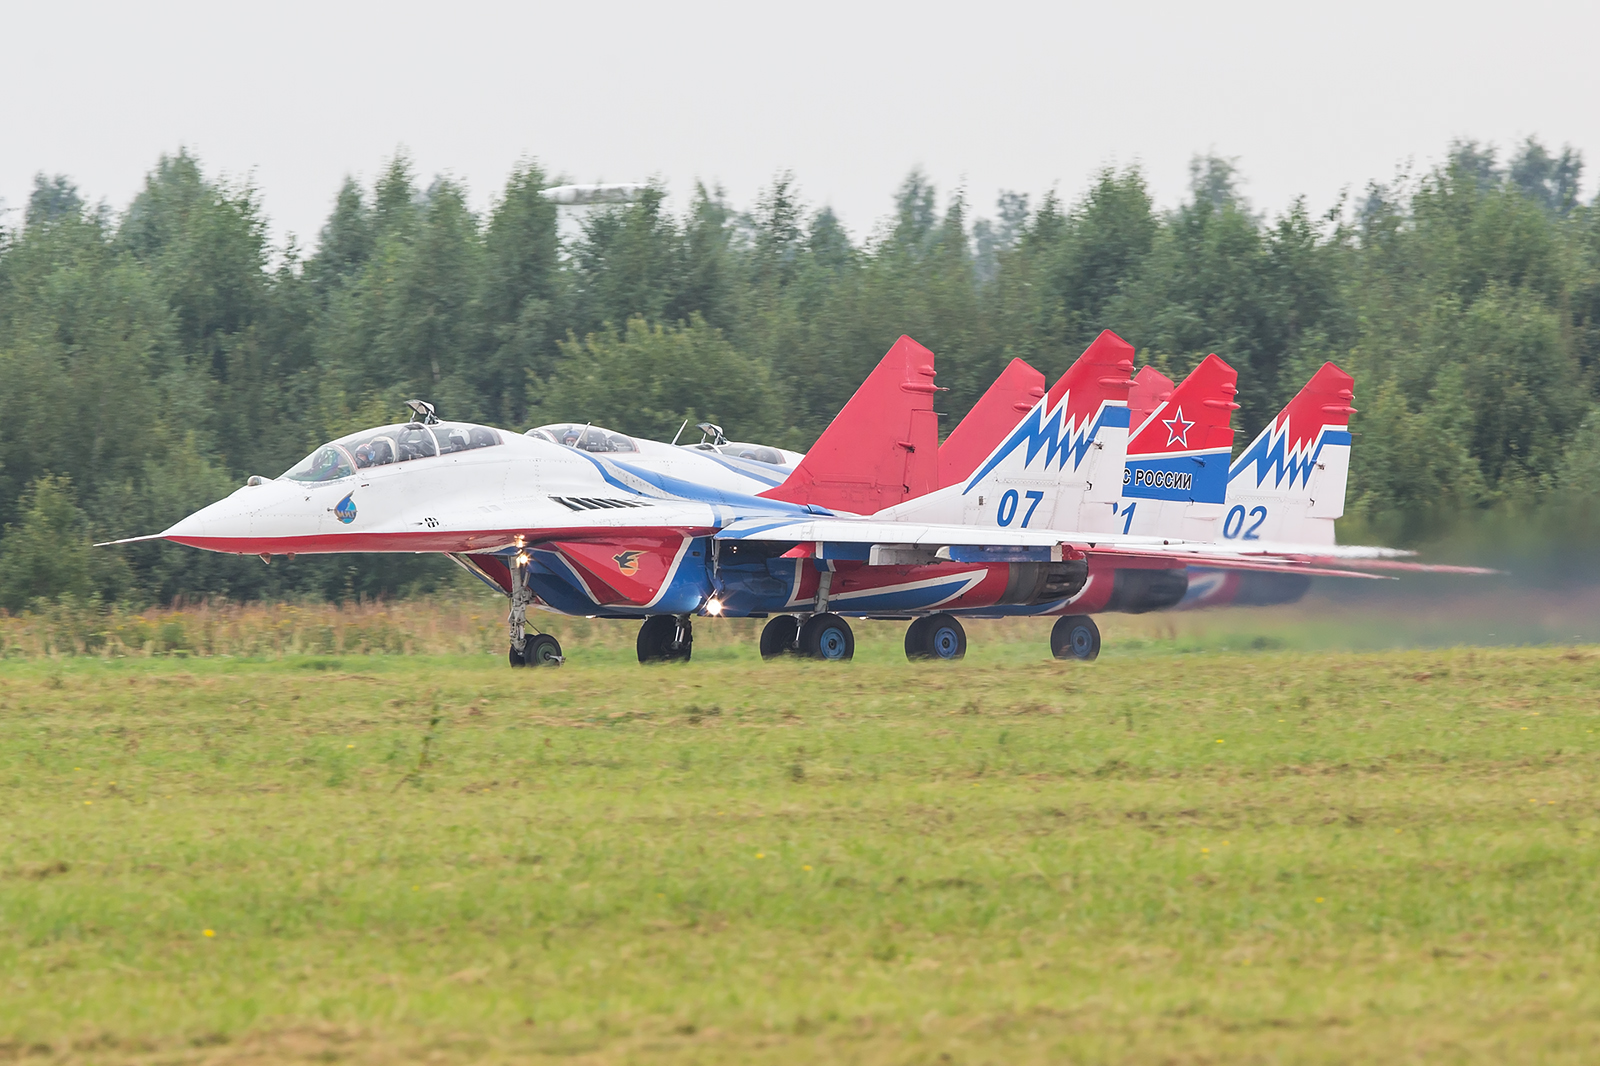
105, 334, 1441, 667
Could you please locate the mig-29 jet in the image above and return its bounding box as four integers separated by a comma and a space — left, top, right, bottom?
615, 332, 1487, 655
106, 334, 1420, 668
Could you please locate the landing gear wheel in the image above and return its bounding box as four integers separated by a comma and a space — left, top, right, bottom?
904, 616, 930, 658
509, 645, 526, 668
906, 613, 966, 661
638, 615, 693, 664
1051, 615, 1101, 661
759, 615, 800, 660
799, 613, 854, 661
523, 633, 563, 666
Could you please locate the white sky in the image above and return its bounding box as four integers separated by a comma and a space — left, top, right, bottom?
4, 0, 1597, 249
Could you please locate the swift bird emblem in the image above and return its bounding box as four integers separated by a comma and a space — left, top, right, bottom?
612, 550, 644, 576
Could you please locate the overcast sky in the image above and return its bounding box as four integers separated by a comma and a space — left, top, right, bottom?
5, 0, 1597, 248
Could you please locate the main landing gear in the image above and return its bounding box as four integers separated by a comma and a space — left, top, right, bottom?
1050, 614, 1101, 661
508, 555, 562, 667
756, 612, 1099, 663
905, 613, 966, 661
758, 613, 856, 661
638, 614, 694, 663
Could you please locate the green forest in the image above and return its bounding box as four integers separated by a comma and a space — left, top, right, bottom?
2, 140, 1598, 609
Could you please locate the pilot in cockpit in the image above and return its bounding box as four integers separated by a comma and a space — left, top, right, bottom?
353, 438, 395, 468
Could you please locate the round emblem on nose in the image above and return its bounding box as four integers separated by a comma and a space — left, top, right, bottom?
335, 493, 357, 524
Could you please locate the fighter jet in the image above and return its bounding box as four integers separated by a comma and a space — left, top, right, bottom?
697, 336, 1488, 653
105, 335, 1425, 667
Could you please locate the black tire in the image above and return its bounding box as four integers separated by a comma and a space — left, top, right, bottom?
509, 644, 527, 668
799, 613, 854, 661
524, 633, 563, 666
1051, 615, 1101, 661
903, 616, 932, 659
907, 613, 966, 661
637, 615, 692, 664
759, 615, 800, 660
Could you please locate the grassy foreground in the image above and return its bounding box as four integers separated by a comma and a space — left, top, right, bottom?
2, 621, 1599, 1063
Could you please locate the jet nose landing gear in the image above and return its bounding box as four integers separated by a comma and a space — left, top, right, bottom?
508, 552, 562, 667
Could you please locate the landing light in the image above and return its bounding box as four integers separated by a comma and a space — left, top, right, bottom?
704, 598, 724, 616
513, 551, 530, 568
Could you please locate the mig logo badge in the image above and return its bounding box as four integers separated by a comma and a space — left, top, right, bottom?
334, 493, 357, 524
612, 550, 644, 576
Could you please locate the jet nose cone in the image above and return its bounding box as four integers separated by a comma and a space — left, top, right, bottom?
161, 485, 260, 547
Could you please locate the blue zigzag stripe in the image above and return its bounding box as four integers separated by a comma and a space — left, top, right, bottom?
1229, 426, 1351, 489
964, 401, 1129, 494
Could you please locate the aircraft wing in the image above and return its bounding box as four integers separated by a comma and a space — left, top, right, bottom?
1170, 539, 1499, 574
1289, 557, 1499, 575
713, 517, 1393, 580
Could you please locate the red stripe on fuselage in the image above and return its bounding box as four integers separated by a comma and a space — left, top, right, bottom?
1058, 554, 1185, 614
166, 525, 717, 556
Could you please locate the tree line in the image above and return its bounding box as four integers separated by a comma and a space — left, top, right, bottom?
2, 140, 1598, 609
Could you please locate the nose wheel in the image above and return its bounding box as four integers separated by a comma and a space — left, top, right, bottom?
1050, 615, 1100, 661
510, 633, 563, 667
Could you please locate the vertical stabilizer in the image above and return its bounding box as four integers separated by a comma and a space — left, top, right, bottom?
876, 330, 1135, 532
1115, 353, 1240, 539
937, 358, 1047, 487
1223, 362, 1356, 546
760, 336, 940, 514
1127, 366, 1176, 431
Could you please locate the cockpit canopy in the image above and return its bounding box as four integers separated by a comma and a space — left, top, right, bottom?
523, 423, 787, 466
526, 423, 639, 453
283, 421, 503, 483
683, 441, 788, 466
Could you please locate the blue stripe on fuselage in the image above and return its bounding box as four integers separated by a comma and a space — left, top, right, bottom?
825, 577, 980, 614
609, 459, 815, 515
563, 450, 815, 519
690, 452, 789, 488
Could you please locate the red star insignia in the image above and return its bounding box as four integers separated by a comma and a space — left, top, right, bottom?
1163, 406, 1195, 448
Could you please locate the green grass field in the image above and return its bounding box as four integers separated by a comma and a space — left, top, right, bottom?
3, 615, 1599, 1063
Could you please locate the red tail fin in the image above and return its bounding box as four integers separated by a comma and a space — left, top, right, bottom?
1127, 366, 1175, 432
1127, 354, 1238, 458
1041, 329, 1137, 427
1271, 362, 1357, 443
760, 336, 940, 513
937, 358, 1046, 487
